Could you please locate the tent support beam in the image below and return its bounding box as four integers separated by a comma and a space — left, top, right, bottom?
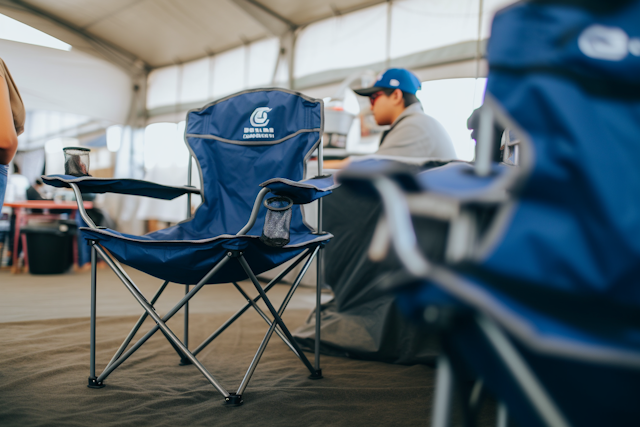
231, 0, 294, 37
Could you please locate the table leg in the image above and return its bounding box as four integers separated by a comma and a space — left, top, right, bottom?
71, 211, 79, 269
11, 208, 24, 274
21, 233, 28, 272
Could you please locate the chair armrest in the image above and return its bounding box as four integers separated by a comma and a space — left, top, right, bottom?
338, 159, 516, 205
259, 175, 338, 204
415, 162, 514, 203
42, 175, 201, 201
337, 159, 424, 196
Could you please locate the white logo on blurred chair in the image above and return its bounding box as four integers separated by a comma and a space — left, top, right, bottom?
578, 24, 629, 61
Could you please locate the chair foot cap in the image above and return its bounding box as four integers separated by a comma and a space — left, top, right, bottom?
223, 393, 243, 406
308, 369, 323, 380
179, 358, 193, 366
87, 378, 105, 388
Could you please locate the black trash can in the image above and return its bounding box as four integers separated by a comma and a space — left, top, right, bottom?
21, 222, 76, 274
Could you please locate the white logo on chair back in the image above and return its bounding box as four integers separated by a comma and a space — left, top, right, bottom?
250, 107, 272, 127
578, 25, 629, 61
244, 107, 275, 139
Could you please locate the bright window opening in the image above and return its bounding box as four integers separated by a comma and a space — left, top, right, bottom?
417, 78, 486, 161
0, 13, 71, 51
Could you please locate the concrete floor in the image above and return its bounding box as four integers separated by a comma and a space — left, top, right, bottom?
0, 266, 329, 323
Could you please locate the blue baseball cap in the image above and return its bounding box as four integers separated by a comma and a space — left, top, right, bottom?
353, 68, 422, 96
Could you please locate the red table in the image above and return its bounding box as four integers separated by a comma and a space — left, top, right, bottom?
4, 200, 93, 273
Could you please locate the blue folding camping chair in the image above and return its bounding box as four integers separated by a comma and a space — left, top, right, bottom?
43, 88, 336, 405
338, 1, 640, 426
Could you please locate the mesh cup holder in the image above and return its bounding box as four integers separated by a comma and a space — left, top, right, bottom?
63, 147, 91, 177
260, 196, 293, 248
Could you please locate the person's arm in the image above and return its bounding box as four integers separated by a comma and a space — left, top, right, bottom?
0, 76, 18, 165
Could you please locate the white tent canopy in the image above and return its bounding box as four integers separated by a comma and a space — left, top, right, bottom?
0, 0, 513, 232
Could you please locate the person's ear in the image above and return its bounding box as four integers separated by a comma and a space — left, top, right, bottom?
392, 89, 403, 105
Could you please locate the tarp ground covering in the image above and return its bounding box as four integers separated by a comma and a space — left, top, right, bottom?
0, 311, 497, 426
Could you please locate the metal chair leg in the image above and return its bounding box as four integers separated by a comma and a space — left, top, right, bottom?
88, 242, 103, 388
235, 247, 319, 398
94, 247, 230, 385
237, 254, 320, 377
497, 402, 508, 427
105, 280, 170, 371
314, 245, 324, 378
180, 285, 192, 365
232, 282, 301, 358
93, 245, 231, 399
432, 355, 454, 427
192, 251, 310, 357
476, 315, 570, 427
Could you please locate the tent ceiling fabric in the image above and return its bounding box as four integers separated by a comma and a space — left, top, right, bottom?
6, 0, 385, 68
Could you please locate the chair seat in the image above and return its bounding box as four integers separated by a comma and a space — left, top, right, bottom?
396, 272, 640, 427
82, 226, 331, 285
397, 271, 640, 365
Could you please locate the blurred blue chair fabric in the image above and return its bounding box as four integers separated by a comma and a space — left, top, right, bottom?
339, 1, 640, 426
482, 1, 640, 302
43, 88, 335, 404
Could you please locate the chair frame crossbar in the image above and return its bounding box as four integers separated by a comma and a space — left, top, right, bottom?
74, 182, 325, 405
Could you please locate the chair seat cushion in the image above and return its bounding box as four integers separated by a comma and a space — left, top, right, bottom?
81, 226, 331, 285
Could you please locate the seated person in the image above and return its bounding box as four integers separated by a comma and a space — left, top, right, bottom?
324, 68, 456, 169
26, 178, 46, 201
294, 159, 442, 365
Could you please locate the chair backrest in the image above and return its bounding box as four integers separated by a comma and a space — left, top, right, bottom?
481, 0, 640, 304
181, 88, 323, 238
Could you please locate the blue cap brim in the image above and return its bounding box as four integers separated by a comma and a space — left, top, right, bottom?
353, 86, 386, 96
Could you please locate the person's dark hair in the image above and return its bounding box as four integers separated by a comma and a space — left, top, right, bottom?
12, 162, 19, 174
380, 88, 420, 108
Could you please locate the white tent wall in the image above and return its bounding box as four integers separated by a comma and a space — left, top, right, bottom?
146, 37, 281, 121
0, 39, 133, 125
294, 3, 388, 79
144, 0, 513, 122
